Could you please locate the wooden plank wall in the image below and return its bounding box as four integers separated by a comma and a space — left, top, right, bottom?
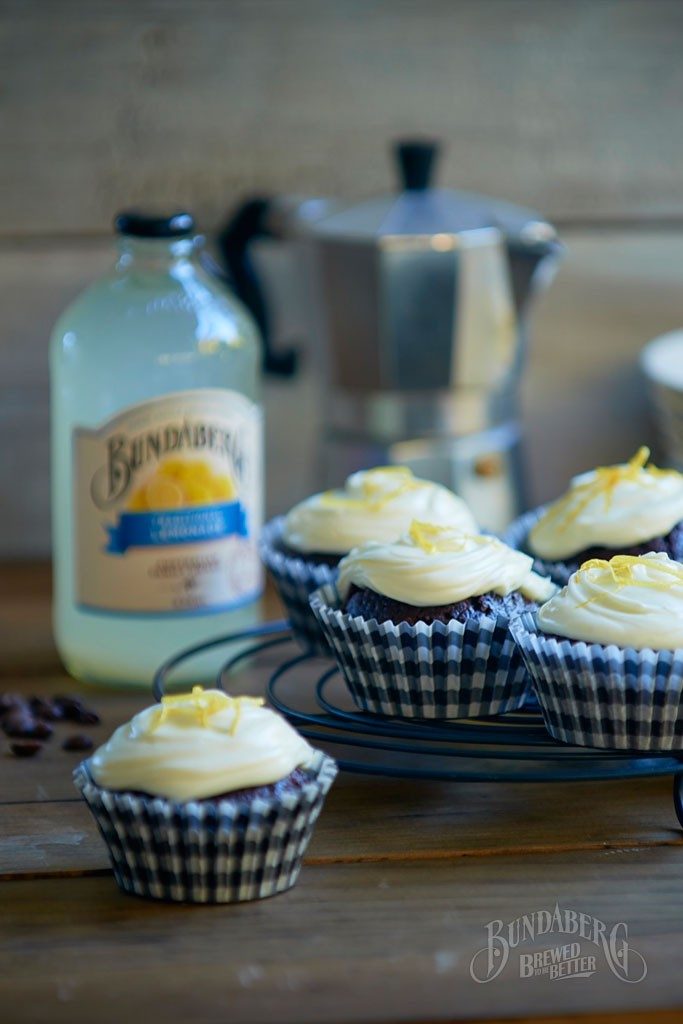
1, 0, 683, 555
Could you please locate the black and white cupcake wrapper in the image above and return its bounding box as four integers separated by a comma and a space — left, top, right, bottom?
73, 750, 338, 903
503, 507, 577, 586
310, 584, 532, 719
511, 611, 683, 750
260, 517, 337, 655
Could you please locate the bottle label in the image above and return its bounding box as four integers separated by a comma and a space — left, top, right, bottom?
73, 389, 263, 615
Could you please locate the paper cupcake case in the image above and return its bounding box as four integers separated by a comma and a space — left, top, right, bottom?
511, 611, 683, 751
310, 583, 532, 719
73, 751, 338, 904
503, 507, 577, 586
260, 517, 336, 655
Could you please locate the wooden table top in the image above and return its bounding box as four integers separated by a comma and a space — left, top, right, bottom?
2, 563, 683, 1024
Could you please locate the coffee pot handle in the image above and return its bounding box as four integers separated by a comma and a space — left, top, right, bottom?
207, 198, 298, 377
505, 232, 564, 317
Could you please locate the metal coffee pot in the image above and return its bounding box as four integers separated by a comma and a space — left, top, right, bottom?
215, 140, 562, 530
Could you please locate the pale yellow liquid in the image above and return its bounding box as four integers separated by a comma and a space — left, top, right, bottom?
50, 237, 263, 688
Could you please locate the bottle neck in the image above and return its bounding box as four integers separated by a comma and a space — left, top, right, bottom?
115, 236, 196, 274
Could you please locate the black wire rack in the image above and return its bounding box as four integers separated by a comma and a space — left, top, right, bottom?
153, 620, 683, 826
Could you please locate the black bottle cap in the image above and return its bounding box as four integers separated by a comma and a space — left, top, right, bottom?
114, 210, 195, 238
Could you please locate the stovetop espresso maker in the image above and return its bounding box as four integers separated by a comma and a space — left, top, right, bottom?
216, 140, 562, 530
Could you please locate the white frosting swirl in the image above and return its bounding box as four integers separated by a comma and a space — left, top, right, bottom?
283, 466, 477, 555
529, 448, 683, 561
90, 689, 314, 801
537, 552, 683, 650
337, 521, 556, 607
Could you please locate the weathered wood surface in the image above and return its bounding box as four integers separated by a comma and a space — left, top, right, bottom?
4, 230, 683, 555
2, 564, 683, 1022
3, 851, 683, 1024
2, 0, 683, 234
3, 774, 683, 879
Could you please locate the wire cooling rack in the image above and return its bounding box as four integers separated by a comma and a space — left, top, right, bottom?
153, 621, 683, 826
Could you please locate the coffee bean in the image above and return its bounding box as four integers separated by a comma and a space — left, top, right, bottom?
3, 711, 38, 738
30, 697, 63, 721
0, 694, 28, 717
53, 696, 82, 719
2, 695, 100, 754
3, 712, 53, 740
32, 720, 54, 740
10, 740, 42, 758
62, 734, 94, 752
54, 697, 99, 725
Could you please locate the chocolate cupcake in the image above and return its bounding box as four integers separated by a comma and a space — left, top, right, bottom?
512, 553, 683, 750
310, 521, 556, 719
261, 466, 477, 653
74, 687, 337, 903
504, 447, 683, 584
344, 584, 529, 626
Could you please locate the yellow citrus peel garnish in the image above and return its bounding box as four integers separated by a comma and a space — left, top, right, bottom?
542, 447, 680, 534
577, 554, 683, 593
146, 686, 264, 736
318, 466, 420, 512
407, 520, 492, 555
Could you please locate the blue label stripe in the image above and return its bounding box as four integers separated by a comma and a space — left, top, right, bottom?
105, 500, 247, 554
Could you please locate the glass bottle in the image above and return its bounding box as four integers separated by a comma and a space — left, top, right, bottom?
50, 211, 263, 687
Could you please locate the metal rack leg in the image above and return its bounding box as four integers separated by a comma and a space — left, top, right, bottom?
673, 773, 683, 830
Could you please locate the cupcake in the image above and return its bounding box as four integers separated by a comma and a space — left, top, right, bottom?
511, 552, 683, 750
261, 466, 477, 654
310, 520, 556, 719
73, 687, 337, 903
504, 447, 683, 584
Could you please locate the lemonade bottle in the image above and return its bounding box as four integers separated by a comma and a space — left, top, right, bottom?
50, 211, 263, 686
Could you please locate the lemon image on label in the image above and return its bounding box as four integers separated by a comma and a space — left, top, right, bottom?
128, 459, 237, 512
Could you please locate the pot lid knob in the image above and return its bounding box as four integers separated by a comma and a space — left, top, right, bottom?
395, 139, 440, 191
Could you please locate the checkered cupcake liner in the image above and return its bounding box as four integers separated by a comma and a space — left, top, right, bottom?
73, 750, 338, 903
503, 507, 577, 586
260, 517, 336, 655
511, 611, 683, 750
309, 583, 532, 719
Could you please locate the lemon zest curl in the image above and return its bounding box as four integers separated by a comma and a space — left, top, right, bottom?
542, 447, 680, 534
146, 686, 264, 736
